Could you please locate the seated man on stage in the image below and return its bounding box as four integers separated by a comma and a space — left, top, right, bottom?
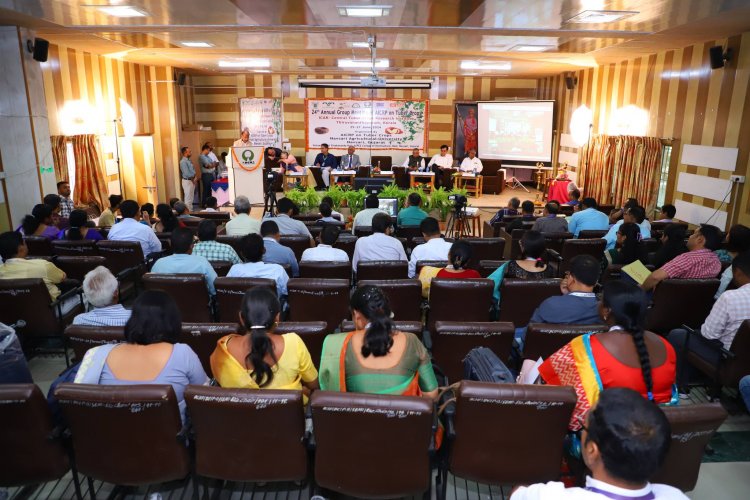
313, 143, 338, 187
340, 146, 361, 170
459, 148, 483, 174
403, 148, 427, 171
428, 144, 454, 189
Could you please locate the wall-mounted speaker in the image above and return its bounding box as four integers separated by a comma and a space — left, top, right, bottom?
176, 72, 187, 86
565, 75, 577, 90
26, 37, 49, 62
709, 46, 732, 69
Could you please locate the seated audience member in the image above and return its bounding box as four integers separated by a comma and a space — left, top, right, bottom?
505, 200, 537, 233
532, 202, 568, 233
604, 205, 650, 251
227, 234, 289, 297
489, 197, 521, 225
265, 198, 314, 243
715, 224, 750, 297
98, 194, 122, 227
506, 230, 556, 279
436, 240, 481, 279
540, 280, 677, 430
169, 197, 180, 209
667, 251, 750, 390
261, 220, 299, 277
642, 224, 722, 291
150, 227, 217, 295
44, 193, 62, 220
569, 197, 610, 237
58, 209, 102, 241
192, 219, 241, 265
609, 197, 639, 225
0, 321, 33, 384
603, 222, 641, 268
19, 204, 59, 239
530, 255, 601, 325
352, 213, 407, 272
225, 195, 260, 236
397, 192, 428, 227
566, 188, 581, 206
316, 202, 343, 225
408, 217, 452, 278
319, 285, 438, 399
321, 196, 343, 221
510, 388, 687, 500
459, 148, 483, 173
650, 223, 687, 270
210, 288, 318, 396
153, 203, 184, 233
655, 203, 677, 223
107, 200, 162, 257
300, 225, 349, 263
174, 201, 200, 220
352, 193, 386, 234
201, 196, 219, 212
74, 290, 208, 422
73, 266, 131, 326
140, 203, 155, 226
0, 231, 66, 302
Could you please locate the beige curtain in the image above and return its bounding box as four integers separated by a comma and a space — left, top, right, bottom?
71, 134, 109, 211
50, 135, 69, 183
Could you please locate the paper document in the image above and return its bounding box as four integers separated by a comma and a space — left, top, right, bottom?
518, 357, 543, 385
621, 260, 651, 285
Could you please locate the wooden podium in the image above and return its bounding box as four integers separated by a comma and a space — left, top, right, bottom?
229, 147, 265, 205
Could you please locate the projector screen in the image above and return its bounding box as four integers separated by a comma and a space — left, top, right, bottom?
478, 101, 554, 162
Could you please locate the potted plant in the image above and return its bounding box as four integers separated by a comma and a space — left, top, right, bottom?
343, 188, 367, 217
323, 183, 346, 211
378, 183, 408, 208
429, 187, 451, 221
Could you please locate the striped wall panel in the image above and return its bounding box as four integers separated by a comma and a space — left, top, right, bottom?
538, 31, 750, 229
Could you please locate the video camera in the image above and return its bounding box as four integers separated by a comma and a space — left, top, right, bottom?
448, 193, 468, 212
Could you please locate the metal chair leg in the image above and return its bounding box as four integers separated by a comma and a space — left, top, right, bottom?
86, 476, 96, 500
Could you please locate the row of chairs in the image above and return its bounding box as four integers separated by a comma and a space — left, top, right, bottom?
0, 381, 727, 498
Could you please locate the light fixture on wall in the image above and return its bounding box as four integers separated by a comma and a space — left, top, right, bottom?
338, 5, 391, 17
59, 100, 97, 135
608, 105, 649, 136
570, 105, 593, 146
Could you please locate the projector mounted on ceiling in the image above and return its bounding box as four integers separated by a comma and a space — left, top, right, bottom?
360, 75, 387, 88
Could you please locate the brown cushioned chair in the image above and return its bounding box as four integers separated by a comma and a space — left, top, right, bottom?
333, 233, 358, 260
216, 236, 243, 257
210, 260, 233, 277
54, 383, 190, 487
428, 278, 493, 333
498, 279, 562, 327
185, 386, 307, 493
392, 166, 410, 188
299, 261, 352, 280
180, 323, 237, 377
477, 260, 508, 278
279, 235, 312, 262
275, 321, 329, 369
356, 260, 408, 280
64, 325, 125, 363
214, 277, 276, 322
192, 211, 230, 222
287, 278, 350, 332
523, 323, 608, 360
433, 322, 515, 383
480, 159, 504, 195
371, 155, 392, 169
462, 238, 506, 270
142, 273, 213, 323
53, 255, 107, 282
52, 239, 98, 256
439, 382, 576, 497
542, 232, 574, 254
340, 320, 423, 340
354, 226, 373, 238
23, 235, 53, 257
645, 279, 720, 334
559, 238, 606, 274
652, 403, 728, 492
0, 384, 72, 490
601, 263, 655, 282
311, 391, 434, 499
687, 320, 750, 391
577, 229, 608, 239
96, 241, 145, 295
415, 260, 449, 277
358, 279, 423, 322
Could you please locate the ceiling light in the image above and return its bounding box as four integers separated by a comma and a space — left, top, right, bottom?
511, 44, 556, 52
460, 60, 512, 71
348, 41, 384, 49
181, 41, 214, 48
253, 70, 271, 73
338, 5, 391, 17
299, 78, 431, 89
567, 10, 638, 23
218, 59, 271, 68
87, 5, 148, 17
338, 58, 389, 68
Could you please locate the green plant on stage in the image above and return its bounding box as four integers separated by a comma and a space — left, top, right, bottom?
284, 186, 320, 213
343, 188, 367, 216
323, 183, 346, 210
378, 183, 408, 207
302, 186, 322, 213
284, 188, 307, 212
429, 187, 451, 220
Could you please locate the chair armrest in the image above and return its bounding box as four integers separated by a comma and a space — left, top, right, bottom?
58, 278, 81, 293
684, 325, 735, 360
53, 286, 82, 304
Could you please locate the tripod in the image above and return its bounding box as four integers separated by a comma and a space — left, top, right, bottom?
506, 176, 530, 192
445, 205, 470, 239
262, 170, 278, 216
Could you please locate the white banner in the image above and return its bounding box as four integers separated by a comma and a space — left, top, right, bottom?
305, 98, 428, 151
239, 98, 282, 148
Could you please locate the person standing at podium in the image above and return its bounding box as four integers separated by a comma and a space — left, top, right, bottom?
233, 128, 252, 148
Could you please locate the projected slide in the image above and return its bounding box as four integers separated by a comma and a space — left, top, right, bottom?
478, 101, 554, 162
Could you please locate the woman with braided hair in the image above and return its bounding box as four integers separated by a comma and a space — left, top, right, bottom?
319, 285, 439, 400
436, 240, 481, 279
539, 280, 677, 431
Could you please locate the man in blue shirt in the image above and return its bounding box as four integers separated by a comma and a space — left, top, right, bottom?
568, 197, 610, 237
313, 143, 338, 187
604, 205, 651, 250
150, 227, 218, 295
260, 220, 299, 277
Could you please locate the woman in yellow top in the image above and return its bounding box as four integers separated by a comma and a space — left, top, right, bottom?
210, 288, 319, 397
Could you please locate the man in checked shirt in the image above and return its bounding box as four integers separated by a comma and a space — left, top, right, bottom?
192, 220, 242, 265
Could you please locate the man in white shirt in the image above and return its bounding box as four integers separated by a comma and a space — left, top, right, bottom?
511, 388, 687, 500
73, 266, 132, 326
351, 194, 386, 234
402, 148, 426, 171
301, 226, 349, 262
107, 200, 162, 257
232, 128, 252, 148
225, 195, 260, 236
352, 213, 407, 272
227, 233, 289, 297
459, 149, 483, 173
428, 144, 454, 189
408, 217, 452, 278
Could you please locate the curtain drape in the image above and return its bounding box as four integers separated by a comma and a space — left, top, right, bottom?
71, 134, 109, 211
50, 135, 69, 183
578, 135, 662, 210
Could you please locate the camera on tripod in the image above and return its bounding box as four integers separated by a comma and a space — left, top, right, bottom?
448, 194, 467, 212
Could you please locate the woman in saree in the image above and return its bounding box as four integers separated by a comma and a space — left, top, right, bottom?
539, 280, 677, 431
19, 204, 60, 239
319, 285, 439, 399
210, 287, 318, 397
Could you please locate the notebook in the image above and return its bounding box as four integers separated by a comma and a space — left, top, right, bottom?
621, 260, 651, 285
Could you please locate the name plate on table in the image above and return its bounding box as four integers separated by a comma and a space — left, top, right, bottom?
332, 170, 356, 175
374, 171, 394, 175
460, 173, 477, 178
410, 171, 435, 176
286, 170, 307, 177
